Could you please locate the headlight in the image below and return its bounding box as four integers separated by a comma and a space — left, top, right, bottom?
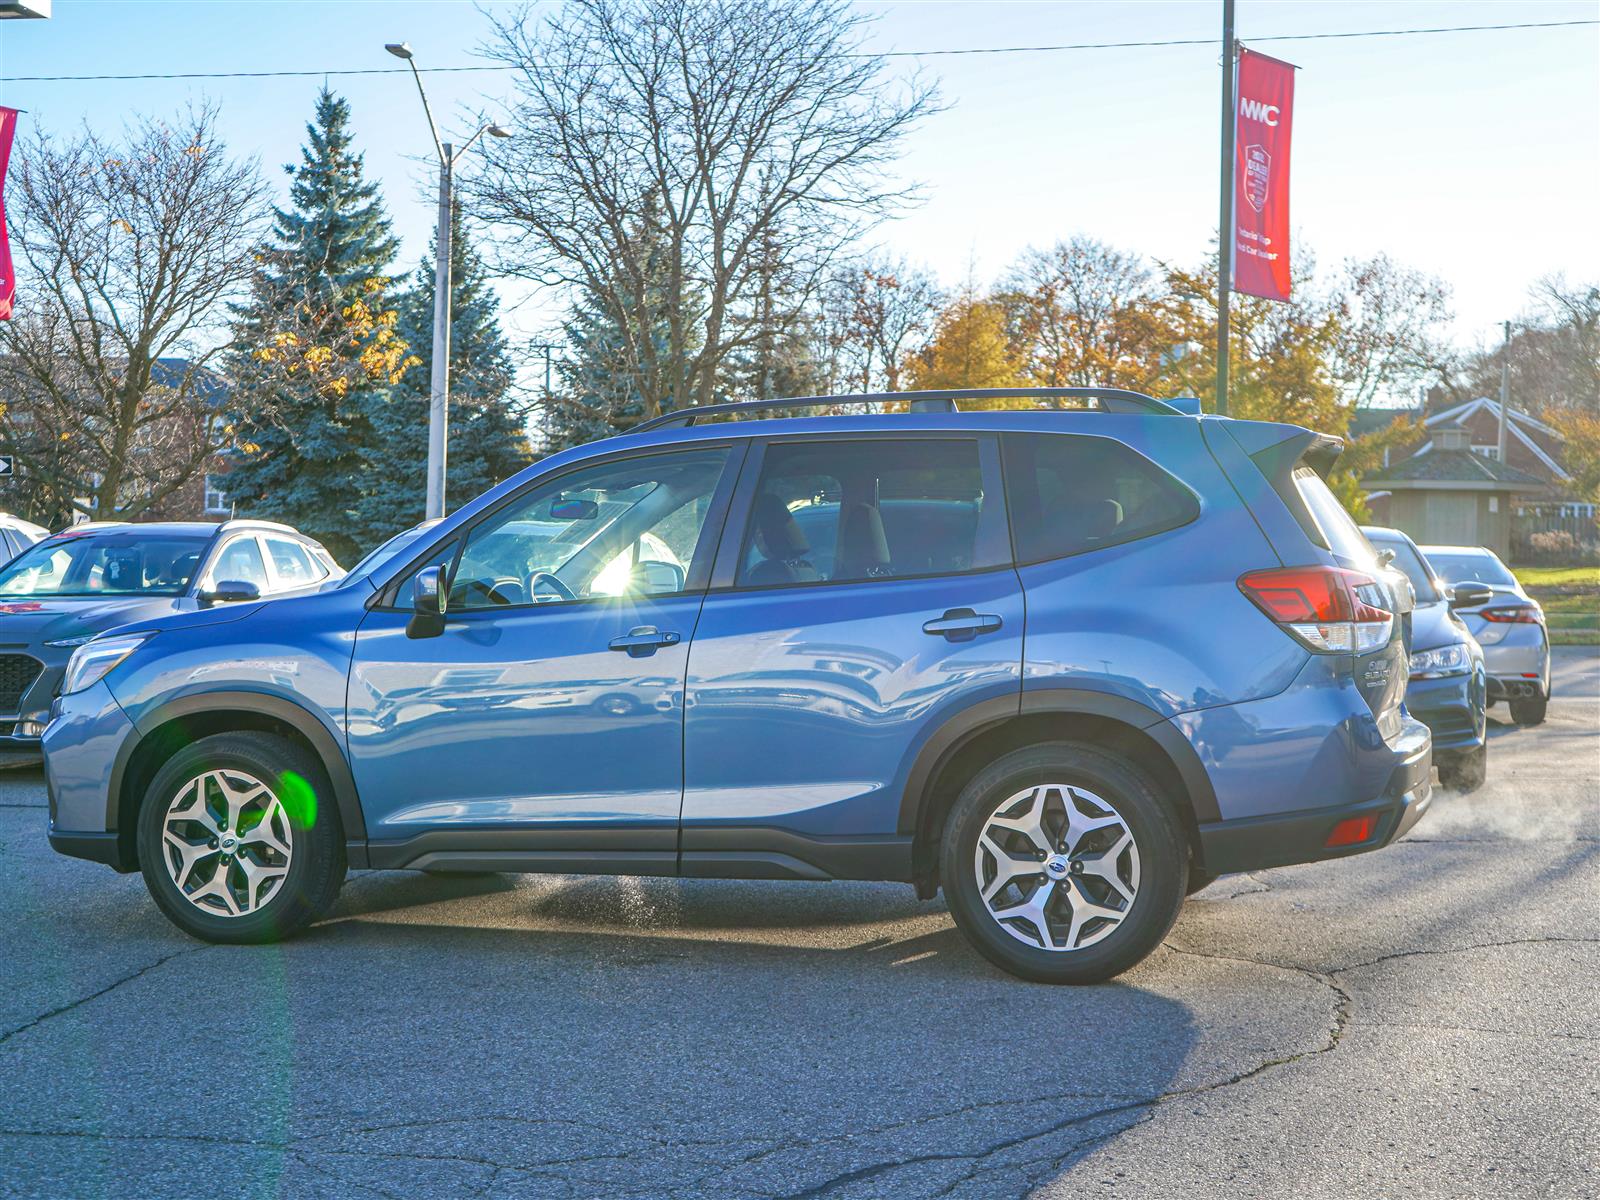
44, 633, 99, 648
1409, 643, 1471, 679
60, 633, 153, 695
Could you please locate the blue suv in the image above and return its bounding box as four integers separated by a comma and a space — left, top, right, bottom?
42, 390, 1432, 983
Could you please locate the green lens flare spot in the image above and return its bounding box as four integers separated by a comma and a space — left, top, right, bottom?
278, 770, 317, 830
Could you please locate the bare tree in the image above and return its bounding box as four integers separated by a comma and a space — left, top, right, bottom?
0, 107, 267, 523
818, 256, 943, 392
1326, 253, 1454, 409
473, 0, 939, 418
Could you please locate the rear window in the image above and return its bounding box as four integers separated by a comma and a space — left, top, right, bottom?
1427, 552, 1515, 588
1291, 466, 1373, 563
1002, 433, 1198, 563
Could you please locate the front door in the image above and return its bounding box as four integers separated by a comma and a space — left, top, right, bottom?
348, 444, 740, 860
681, 435, 1024, 872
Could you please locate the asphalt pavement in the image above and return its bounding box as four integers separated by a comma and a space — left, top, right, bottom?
1, 648, 1595, 1199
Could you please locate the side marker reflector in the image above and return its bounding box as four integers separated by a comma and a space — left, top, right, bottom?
1325, 815, 1376, 848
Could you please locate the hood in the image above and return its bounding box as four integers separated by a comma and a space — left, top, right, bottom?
0, 595, 188, 646
1410, 599, 1474, 653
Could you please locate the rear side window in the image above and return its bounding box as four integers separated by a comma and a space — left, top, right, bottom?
737, 438, 1003, 586
1291, 466, 1373, 564
264, 536, 329, 587
1002, 433, 1198, 563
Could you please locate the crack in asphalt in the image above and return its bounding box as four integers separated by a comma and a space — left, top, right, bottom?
0, 945, 207, 1048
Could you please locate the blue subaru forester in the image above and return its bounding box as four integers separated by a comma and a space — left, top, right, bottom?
43, 390, 1431, 983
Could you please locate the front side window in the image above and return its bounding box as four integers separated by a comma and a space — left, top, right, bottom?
1003, 433, 1199, 563
208, 537, 270, 590
440, 446, 731, 611
0, 531, 212, 598
737, 438, 997, 587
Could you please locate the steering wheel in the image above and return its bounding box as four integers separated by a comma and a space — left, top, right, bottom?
527, 571, 577, 602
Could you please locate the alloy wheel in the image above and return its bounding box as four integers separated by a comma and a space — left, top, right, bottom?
161, 769, 294, 918
972, 783, 1141, 952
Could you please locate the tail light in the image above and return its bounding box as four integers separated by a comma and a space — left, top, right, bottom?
1238, 566, 1395, 654
1481, 604, 1541, 624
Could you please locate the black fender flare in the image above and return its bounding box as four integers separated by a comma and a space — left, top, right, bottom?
896, 688, 1221, 838
111, 690, 368, 863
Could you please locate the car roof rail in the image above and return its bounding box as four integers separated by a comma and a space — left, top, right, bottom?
628, 388, 1184, 434
220, 518, 299, 535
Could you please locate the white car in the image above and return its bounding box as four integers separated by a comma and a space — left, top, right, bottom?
1421, 544, 1550, 725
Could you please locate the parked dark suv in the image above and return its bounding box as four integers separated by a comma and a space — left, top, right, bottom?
43, 391, 1431, 983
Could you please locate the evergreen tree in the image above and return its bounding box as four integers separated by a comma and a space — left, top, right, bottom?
548, 200, 690, 451
227, 89, 403, 563
357, 207, 531, 537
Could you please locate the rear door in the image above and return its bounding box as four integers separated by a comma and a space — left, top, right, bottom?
680, 434, 1023, 874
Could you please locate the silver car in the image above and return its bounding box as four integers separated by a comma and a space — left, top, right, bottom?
0, 520, 341, 755
1420, 544, 1550, 725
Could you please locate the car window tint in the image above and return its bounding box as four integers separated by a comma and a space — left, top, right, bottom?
738, 439, 992, 587
211, 537, 269, 590
446, 447, 730, 610
264, 536, 327, 587
1003, 433, 1198, 563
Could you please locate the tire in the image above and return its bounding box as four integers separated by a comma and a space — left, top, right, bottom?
137, 732, 347, 944
1509, 696, 1547, 726
1185, 869, 1219, 897
1437, 741, 1488, 792
940, 742, 1187, 984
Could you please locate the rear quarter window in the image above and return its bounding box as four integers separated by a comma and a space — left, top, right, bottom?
1002, 433, 1199, 563
1291, 466, 1374, 564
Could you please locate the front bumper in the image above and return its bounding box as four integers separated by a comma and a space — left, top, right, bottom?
1196, 715, 1433, 874
42, 678, 139, 872
1406, 670, 1485, 753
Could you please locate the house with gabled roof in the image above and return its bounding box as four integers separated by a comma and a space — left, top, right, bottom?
1360, 397, 1592, 560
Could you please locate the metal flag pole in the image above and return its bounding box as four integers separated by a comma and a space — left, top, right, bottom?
1216, 0, 1237, 417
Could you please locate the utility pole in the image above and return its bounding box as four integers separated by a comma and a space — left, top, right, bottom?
1216, 0, 1237, 417
1497, 319, 1511, 463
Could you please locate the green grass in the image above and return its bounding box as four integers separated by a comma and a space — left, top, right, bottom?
1514, 564, 1600, 645
1512, 565, 1600, 588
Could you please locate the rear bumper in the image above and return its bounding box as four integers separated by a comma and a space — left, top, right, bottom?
1196, 716, 1433, 874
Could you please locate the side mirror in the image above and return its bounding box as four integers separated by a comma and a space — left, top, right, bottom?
407, 564, 449, 639
1450, 581, 1494, 610
1374, 547, 1396, 569
633, 559, 686, 594
201, 579, 261, 606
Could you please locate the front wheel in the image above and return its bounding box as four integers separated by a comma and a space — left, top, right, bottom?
940, 742, 1186, 984
1437, 741, 1488, 792
1509, 695, 1547, 726
137, 732, 346, 944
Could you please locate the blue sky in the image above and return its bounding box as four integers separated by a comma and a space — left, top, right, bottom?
2, 0, 1596, 367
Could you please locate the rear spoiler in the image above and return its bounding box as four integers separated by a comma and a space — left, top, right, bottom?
1223, 423, 1347, 555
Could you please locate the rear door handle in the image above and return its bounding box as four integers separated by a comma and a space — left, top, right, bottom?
608, 626, 682, 658
922, 608, 1003, 642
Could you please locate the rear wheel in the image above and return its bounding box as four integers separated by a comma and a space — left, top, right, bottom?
137, 732, 346, 944
1437, 741, 1488, 792
1509, 695, 1547, 726
940, 742, 1186, 984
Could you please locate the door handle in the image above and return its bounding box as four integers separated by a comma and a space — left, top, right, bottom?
608, 626, 682, 658
922, 608, 1003, 642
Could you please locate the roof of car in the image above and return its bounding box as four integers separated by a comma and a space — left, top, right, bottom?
45, 519, 308, 540
1418, 544, 1496, 557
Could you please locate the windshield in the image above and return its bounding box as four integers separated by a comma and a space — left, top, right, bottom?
1426, 551, 1516, 589
337, 521, 442, 587
0, 531, 212, 598
1366, 534, 1441, 604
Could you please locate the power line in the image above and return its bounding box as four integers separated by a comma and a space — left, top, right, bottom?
4, 19, 1594, 83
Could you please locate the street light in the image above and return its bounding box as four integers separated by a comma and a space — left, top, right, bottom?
386, 41, 513, 520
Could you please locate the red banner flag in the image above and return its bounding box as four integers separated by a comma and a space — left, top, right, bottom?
1233, 49, 1295, 302
0, 107, 16, 320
